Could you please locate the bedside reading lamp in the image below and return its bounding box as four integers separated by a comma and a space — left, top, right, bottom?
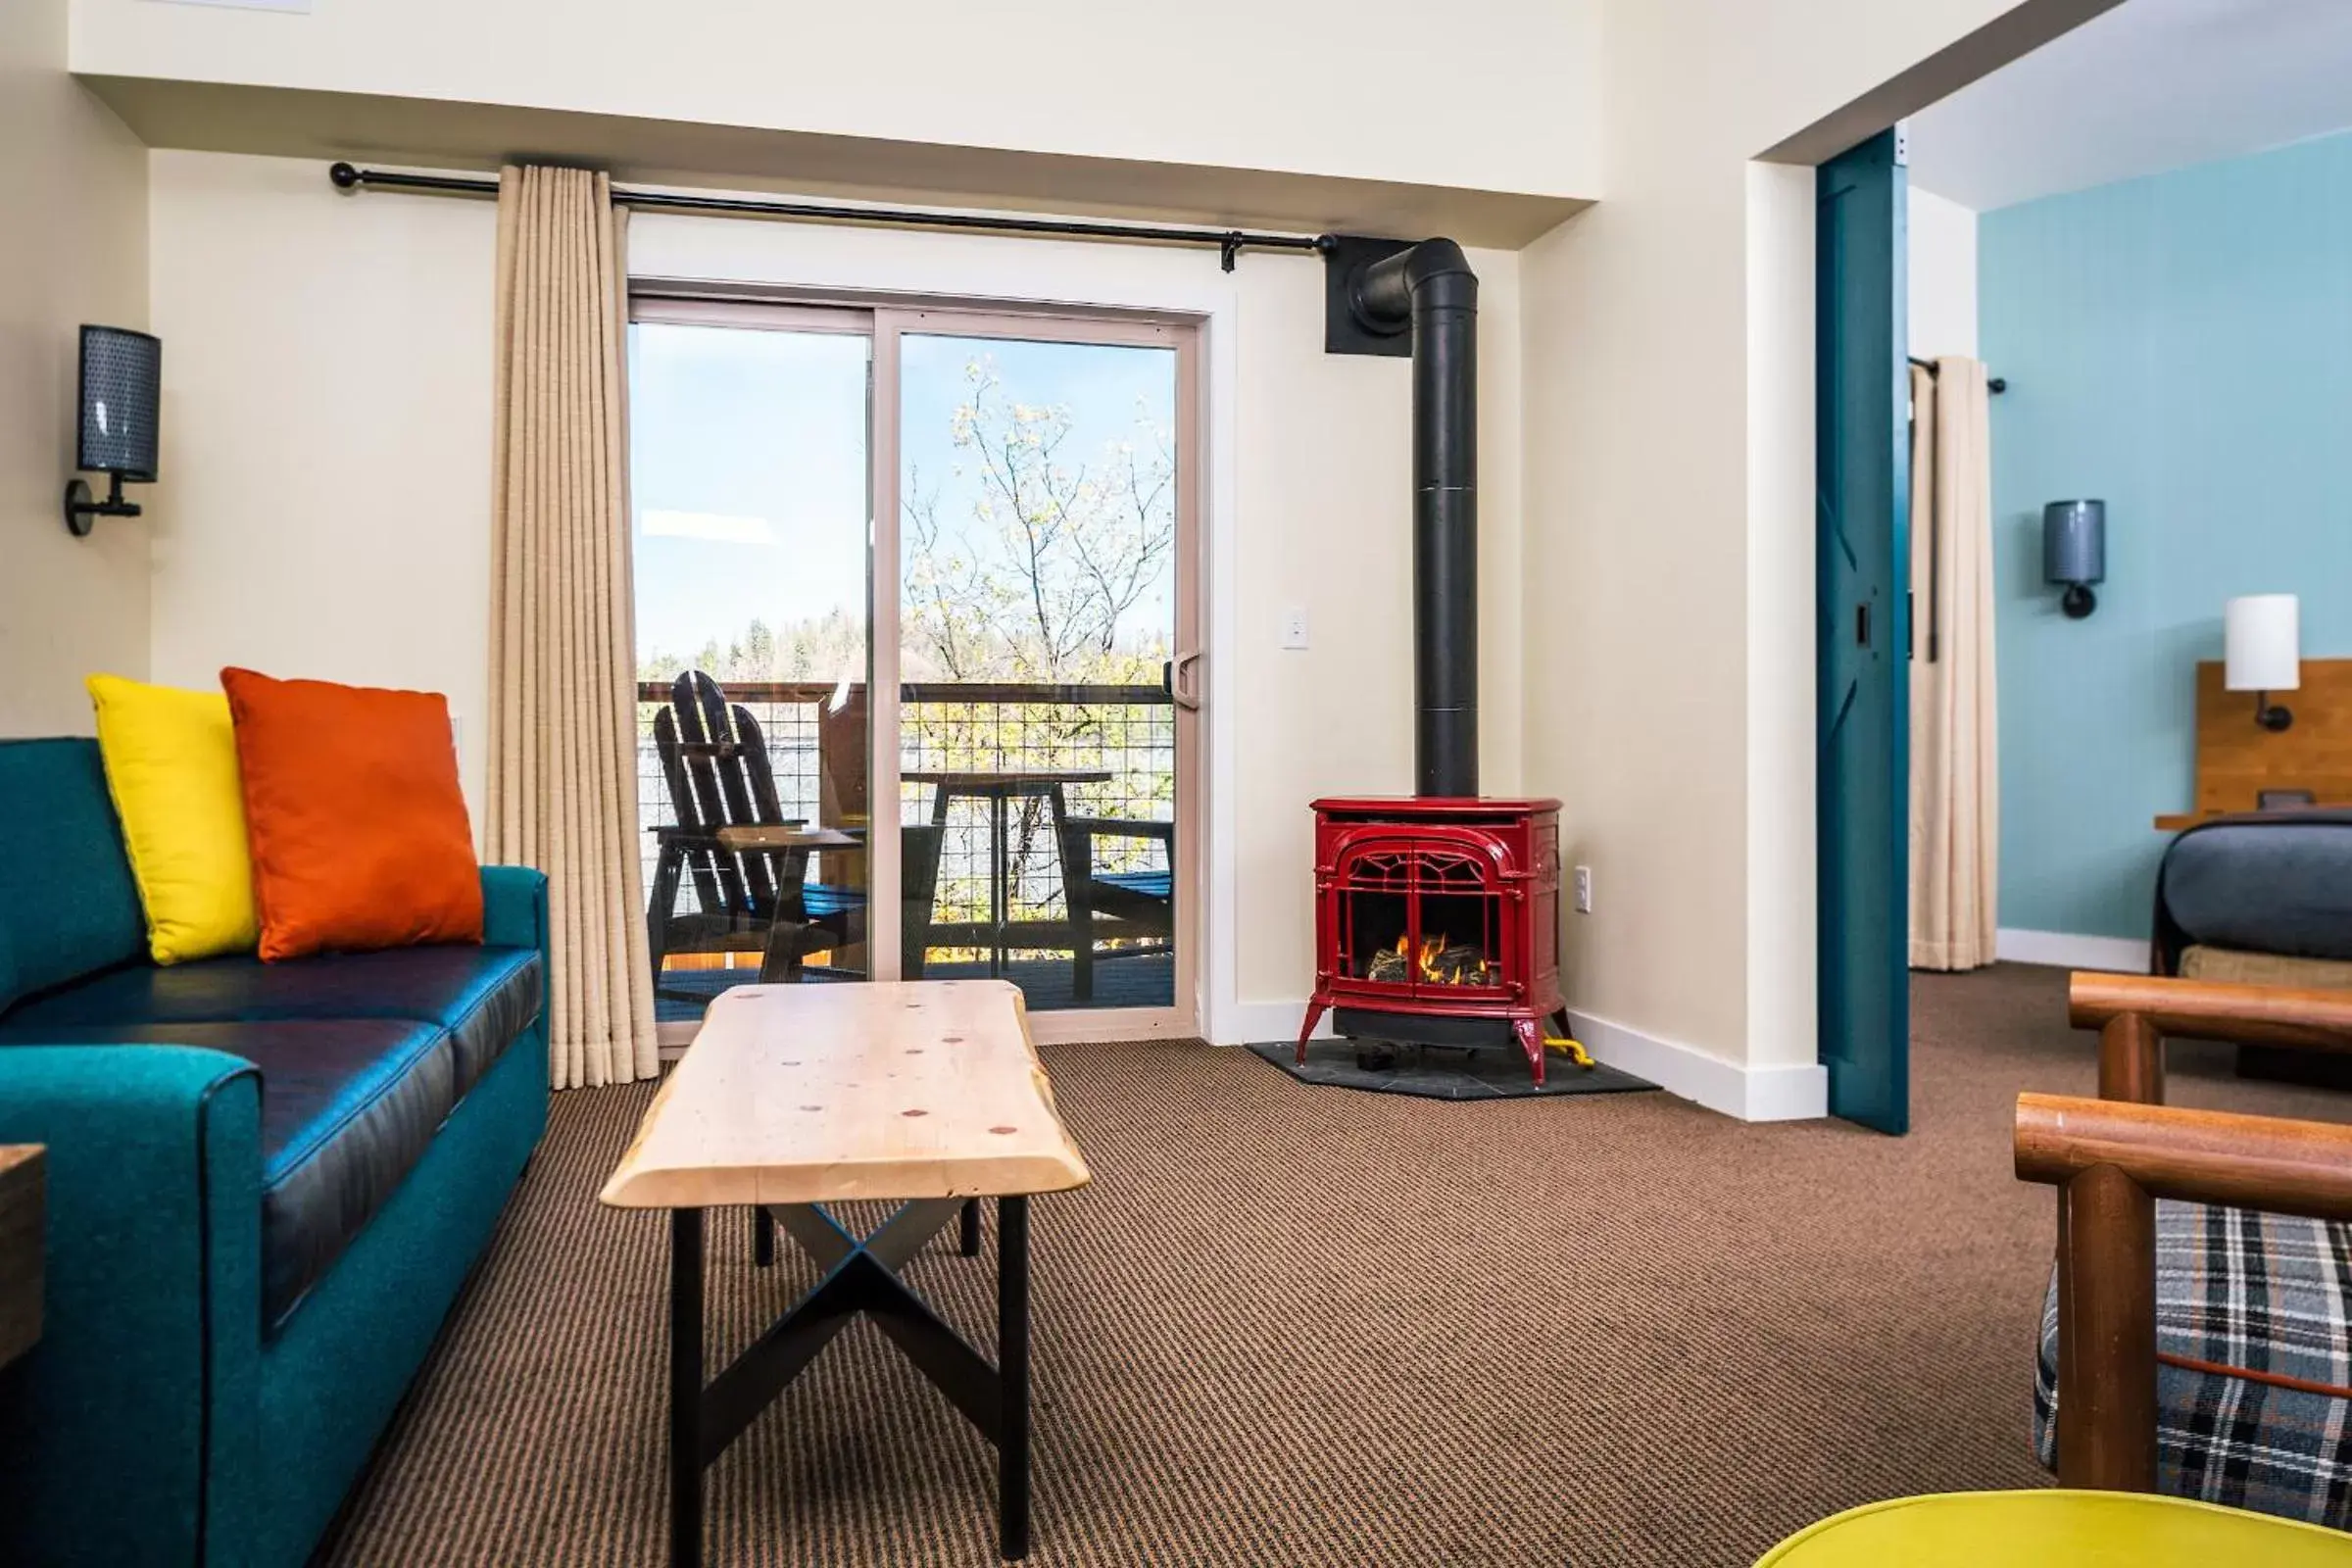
64, 324, 161, 537
2226, 593, 2299, 733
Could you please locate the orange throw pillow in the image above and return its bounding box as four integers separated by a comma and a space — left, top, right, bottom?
222, 668, 483, 961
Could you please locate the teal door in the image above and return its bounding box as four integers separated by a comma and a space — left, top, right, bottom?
1816, 128, 1910, 1134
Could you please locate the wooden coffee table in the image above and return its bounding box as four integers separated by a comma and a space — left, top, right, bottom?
601, 980, 1091, 1565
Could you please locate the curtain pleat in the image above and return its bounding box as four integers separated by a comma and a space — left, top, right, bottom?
489, 166, 661, 1089
1906, 358, 2000, 971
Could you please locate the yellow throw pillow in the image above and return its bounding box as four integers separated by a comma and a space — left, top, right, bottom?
86, 674, 261, 964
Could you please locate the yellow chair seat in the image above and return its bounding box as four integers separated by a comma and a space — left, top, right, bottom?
1758, 1490, 2352, 1566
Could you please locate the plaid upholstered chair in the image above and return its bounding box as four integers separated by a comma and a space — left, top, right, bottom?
2021, 973, 2352, 1527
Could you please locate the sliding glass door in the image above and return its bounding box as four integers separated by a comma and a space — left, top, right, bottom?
628, 297, 1199, 1038
892, 316, 1195, 1021
628, 304, 874, 1026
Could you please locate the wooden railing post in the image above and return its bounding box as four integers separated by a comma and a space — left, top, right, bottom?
2055, 1162, 2158, 1493
2097, 1012, 2165, 1104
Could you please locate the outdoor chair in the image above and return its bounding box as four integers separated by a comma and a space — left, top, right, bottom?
644, 670, 939, 996
1057, 815, 1174, 1003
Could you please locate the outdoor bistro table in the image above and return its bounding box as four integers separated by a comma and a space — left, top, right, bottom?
600, 980, 1092, 1565
901, 769, 1113, 976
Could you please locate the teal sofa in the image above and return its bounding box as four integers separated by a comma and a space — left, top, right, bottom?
0, 737, 550, 1567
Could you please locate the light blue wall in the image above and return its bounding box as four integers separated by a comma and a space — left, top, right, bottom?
1983, 130, 2352, 940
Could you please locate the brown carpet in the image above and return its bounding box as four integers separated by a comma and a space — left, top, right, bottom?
318, 965, 2348, 1567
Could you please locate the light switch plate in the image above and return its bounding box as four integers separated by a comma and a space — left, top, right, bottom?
1280, 607, 1310, 650
1573, 864, 1593, 914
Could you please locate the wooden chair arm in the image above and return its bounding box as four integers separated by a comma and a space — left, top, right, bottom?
2014, 1092, 2352, 1494
2069, 971, 2352, 1105
2069, 971, 2352, 1051
1059, 817, 1174, 843
2017, 1093, 2352, 1221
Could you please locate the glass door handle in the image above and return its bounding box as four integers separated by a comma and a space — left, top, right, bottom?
1165, 651, 1203, 711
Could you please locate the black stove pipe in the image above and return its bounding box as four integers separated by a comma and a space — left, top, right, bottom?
1353, 239, 1479, 798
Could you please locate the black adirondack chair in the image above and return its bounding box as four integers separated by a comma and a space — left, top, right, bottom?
644, 671, 940, 997
1057, 816, 1175, 1003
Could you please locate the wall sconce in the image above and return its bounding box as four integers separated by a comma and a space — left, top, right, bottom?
2042, 500, 2105, 618
63, 324, 161, 538
2225, 593, 2299, 732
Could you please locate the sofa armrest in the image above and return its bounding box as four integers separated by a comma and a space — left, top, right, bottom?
0, 1046, 263, 1568
480, 864, 550, 956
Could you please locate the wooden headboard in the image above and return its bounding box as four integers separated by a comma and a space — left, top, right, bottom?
2184, 656, 2352, 816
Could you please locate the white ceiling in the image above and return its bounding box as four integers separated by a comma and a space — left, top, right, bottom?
1906, 0, 2352, 212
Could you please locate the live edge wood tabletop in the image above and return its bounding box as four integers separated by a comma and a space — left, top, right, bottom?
600, 979, 1091, 1209
0, 1145, 45, 1370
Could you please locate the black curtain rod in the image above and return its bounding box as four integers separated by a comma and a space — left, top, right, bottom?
328, 163, 1332, 271
1910, 354, 2006, 394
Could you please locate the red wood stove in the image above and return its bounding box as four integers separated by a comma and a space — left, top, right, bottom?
1301, 241, 1574, 1082
1297, 796, 1568, 1085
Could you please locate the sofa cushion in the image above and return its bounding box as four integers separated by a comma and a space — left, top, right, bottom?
2159, 811, 2352, 964
222, 668, 483, 961
87, 674, 263, 965
3, 944, 540, 1102
0, 739, 146, 1013
2035, 1199, 2352, 1527
0, 1017, 458, 1329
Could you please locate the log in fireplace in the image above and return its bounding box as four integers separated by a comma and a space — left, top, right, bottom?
1298, 238, 1570, 1084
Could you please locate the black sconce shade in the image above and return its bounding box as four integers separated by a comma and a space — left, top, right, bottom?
77, 325, 161, 481
64, 324, 160, 536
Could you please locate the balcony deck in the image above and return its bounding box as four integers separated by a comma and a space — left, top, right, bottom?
638, 678, 1176, 1013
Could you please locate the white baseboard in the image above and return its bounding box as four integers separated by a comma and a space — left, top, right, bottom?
1566, 1008, 1828, 1122
1209, 999, 1328, 1048
1215, 997, 1824, 1122
1994, 928, 2150, 974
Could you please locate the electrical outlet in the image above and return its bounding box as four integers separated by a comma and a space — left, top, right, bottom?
1280, 606, 1310, 650
1573, 864, 1593, 914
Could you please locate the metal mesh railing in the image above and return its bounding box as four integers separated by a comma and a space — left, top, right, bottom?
636, 680, 1172, 941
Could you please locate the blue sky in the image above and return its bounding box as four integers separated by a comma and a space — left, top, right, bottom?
628, 321, 1175, 673
627, 323, 869, 665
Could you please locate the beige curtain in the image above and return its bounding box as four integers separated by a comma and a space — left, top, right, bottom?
1907, 357, 1999, 970
487, 165, 661, 1088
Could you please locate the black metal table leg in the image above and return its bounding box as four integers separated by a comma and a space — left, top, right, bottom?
669, 1208, 705, 1568
999, 1196, 1030, 1560
754, 1205, 775, 1268
667, 1197, 1037, 1562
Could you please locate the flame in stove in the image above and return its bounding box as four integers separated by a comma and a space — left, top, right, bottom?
1374, 931, 1494, 987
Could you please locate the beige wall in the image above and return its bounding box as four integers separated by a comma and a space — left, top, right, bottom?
145, 151, 498, 810
73, 0, 1599, 202
1520, 0, 2093, 1090
144, 150, 1522, 1033
0, 0, 149, 736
